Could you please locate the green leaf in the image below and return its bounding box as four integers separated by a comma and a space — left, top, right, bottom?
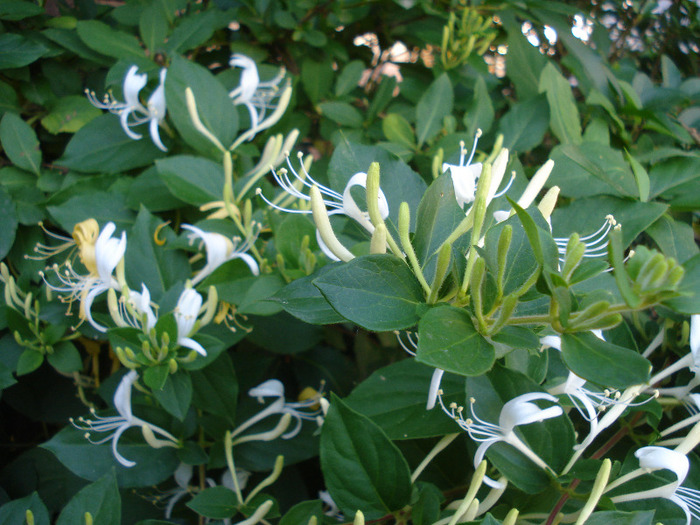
416, 73, 453, 146
0, 492, 50, 525
464, 75, 494, 137
319, 101, 363, 128
646, 215, 699, 264
625, 151, 650, 202
47, 342, 82, 374
58, 114, 166, 173
561, 332, 651, 388
0, 186, 18, 259
664, 253, 700, 314
0, 1, 44, 20
76, 20, 146, 61
41, 95, 102, 134
190, 352, 237, 425
503, 15, 547, 100
314, 254, 425, 331
187, 486, 238, 519
345, 359, 466, 439
301, 56, 333, 104
165, 10, 225, 54
17, 349, 44, 376
548, 142, 638, 198
144, 364, 170, 391
279, 500, 324, 525
165, 55, 238, 156
382, 113, 416, 148
466, 367, 575, 494
649, 156, 700, 199
56, 470, 120, 525
47, 190, 135, 232
584, 511, 654, 525
156, 155, 224, 206
0, 33, 48, 69
320, 394, 412, 520
42, 426, 179, 488
0, 112, 41, 174
416, 306, 495, 376
498, 96, 550, 152
270, 267, 346, 325
139, 2, 169, 53
335, 60, 365, 97
539, 63, 582, 145
153, 371, 192, 421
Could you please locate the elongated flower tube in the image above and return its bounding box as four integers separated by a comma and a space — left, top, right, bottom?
229, 54, 286, 134
183, 224, 259, 285
86, 66, 168, 151
231, 379, 323, 441
174, 288, 206, 356
553, 214, 617, 265
438, 392, 563, 488
610, 446, 700, 524
71, 370, 178, 467
258, 152, 389, 260
43, 222, 126, 331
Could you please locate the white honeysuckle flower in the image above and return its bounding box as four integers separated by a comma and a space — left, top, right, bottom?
71, 370, 178, 468
230, 379, 323, 442
44, 221, 126, 332
126, 283, 157, 332
553, 214, 617, 265
493, 159, 555, 223
611, 446, 700, 525
229, 54, 286, 134
174, 288, 206, 356
319, 489, 344, 521
257, 152, 389, 261
183, 224, 260, 285
86, 66, 168, 151
394, 331, 444, 410
442, 133, 512, 210
438, 392, 563, 488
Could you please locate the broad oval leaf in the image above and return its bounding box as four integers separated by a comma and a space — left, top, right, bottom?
561, 332, 651, 388
416, 306, 495, 376
0, 111, 41, 174
416, 73, 453, 146
320, 394, 412, 519
313, 254, 425, 331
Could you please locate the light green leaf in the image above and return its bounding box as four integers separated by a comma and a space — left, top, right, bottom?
270, 266, 346, 325
647, 215, 699, 264
498, 96, 550, 152
335, 60, 365, 97
156, 155, 224, 206
321, 394, 412, 520
41, 96, 102, 134
539, 63, 582, 145
464, 75, 494, 137
319, 101, 363, 128
417, 306, 495, 376
0, 112, 41, 174
301, 56, 333, 105
314, 254, 425, 331
382, 113, 415, 148
416, 73, 453, 146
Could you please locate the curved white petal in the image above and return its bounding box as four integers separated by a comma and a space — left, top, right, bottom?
179, 336, 207, 356
447, 163, 482, 208
426, 368, 444, 410
499, 392, 561, 430
635, 446, 689, 494
114, 370, 138, 420
233, 252, 260, 276
123, 66, 147, 108
229, 54, 260, 103
111, 422, 137, 467
691, 315, 700, 366
249, 379, 285, 400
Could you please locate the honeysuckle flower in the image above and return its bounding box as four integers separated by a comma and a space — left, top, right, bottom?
492, 159, 555, 223
443, 134, 512, 210
174, 288, 206, 356
610, 446, 700, 525
230, 379, 323, 442
257, 152, 389, 261
71, 370, 178, 467
229, 54, 286, 134
86, 66, 168, 151
553, 214, 617, 265
183, 224, 260, 285
126, 283, 157, 332
438, 392, 563, 488
43, 221, 126, 332
319, 490, 344, 521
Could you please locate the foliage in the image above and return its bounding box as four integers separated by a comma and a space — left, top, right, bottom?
1, 1, 700, 524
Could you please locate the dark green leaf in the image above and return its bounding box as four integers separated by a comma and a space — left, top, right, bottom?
279, 500, 324, 525
503, 15, 547, 100
0, 112, 41, 174
464, 75, 494, 137
270, 267, 346, 325
153, 371, 192, 421
647, 215, 699, 264
0, 33, 47, 69
47, 191, 135, 232
335, 60, 365, 97
301, 56, 333, 104
417, 306, 495, 376
314, 254, 425, 331
0, 186, 18, 259
585, 511, 654, 525
156, 155, 224, 206
345, 359, 466, 439
664, 253, 700, 314
165, 10, 225, 54
17, 349, 44, 376
56, 471, 120, 525
186, 486, 238, 519
319, 101, 363, 128
561, 332, 651, 388
47, 342, 82, 374
58, 114, 165, 173
0, 492, 50, 525
0, 1, 44, 20
320, 394, 412, 519
76, 20, 146, 61
190, 352, 237, 425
